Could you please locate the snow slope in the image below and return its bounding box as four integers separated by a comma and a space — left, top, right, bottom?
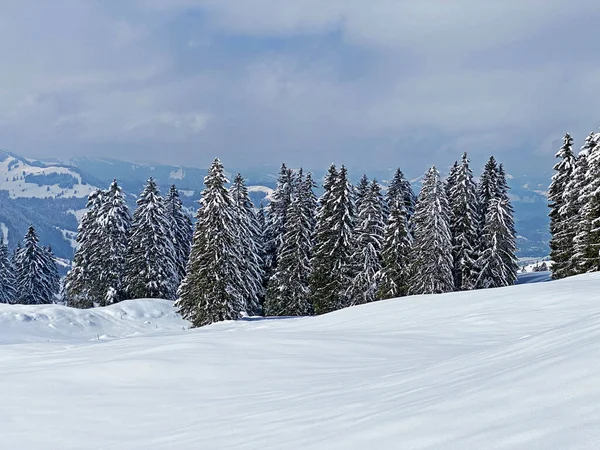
2, 275, 600, 449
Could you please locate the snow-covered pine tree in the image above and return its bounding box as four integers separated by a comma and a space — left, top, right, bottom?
573, 132, 600, 273
549, 134, 576, 279
445, 161, 459, 200
14, 226, 57, 304
354, 174, 369, 214
478, 156, 499, 226
346, 179, 385, 305
476, 197, 519, 288
265, 171, 317, 316
96, 180, 131, 305
65, 189, 105, 308
165, 185, 193, 287
175, 158, 245, 327
386, 168, 416, 221
377, 193, 411, 300
124, 178, 178, 300
0, 238, 17, 304
409, 166, 454, 295
448, 152, 480, 290
43, 246, 61, 301
310, 165, 355, 314
264, 163, 295, 277
230, 173, 265, 316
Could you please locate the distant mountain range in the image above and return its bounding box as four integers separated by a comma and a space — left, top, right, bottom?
0, 150, 551, 272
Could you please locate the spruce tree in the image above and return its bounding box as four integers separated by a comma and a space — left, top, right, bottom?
43, 246, 61, 300
65, 189, 105, 308
346, 179, 385, 305
176, 159, 245, 327
377, 196, 411, 300
310, 165, 355, 314
478, 156, 499, 226
476, 198, 519, 288
96, 180, 131, 305
548, 134, 576, 278
386, 168, 416, 222
409, 166, 454, 295
230, 173, 265, 316
448, 152, 480, 290
0, 238, 17, 304
265, 171, 317, 316
15, 226, 58, 304
124, 178, 178, 300
264, 163, 295, 277
355, 174, 370, 214
445, 161, 459, 200
165, 185, 193, 287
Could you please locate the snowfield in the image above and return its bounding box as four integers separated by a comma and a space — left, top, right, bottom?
1, 275, 600, 449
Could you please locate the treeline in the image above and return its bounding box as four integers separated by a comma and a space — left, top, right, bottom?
0, 226, 60, 304
549, 131, 600, 278
0, 154, 518, 327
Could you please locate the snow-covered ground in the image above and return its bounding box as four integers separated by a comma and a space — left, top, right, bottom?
2, 275, 600, 449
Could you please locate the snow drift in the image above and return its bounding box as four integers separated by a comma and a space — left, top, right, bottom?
1, 274, 600, 449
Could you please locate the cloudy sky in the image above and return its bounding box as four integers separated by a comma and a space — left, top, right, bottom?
1, 0, 599, 173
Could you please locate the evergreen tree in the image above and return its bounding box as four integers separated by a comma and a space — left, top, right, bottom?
377, 193, 411, 300
15, 226, 58, 304
265, 172, 317, 316
165, 185, 193, 287
346, 179, 385, 305
65, 189, 105, 308
478, 156, 499, 226
354, 174, 369, 213
310, 165, 355, 314
448, 152, 480, 290
0, 238, 17, 304
43, 246, 61, 301
476, 198, 519, 288
409, 166, 454, 295
386, 168, 416, 222
230, 173, 265, 316
264, 163, 295, 276
96, 180, 131, 305
124, 178, 178, 300
548, 135, 576, 278
176, 159, 245, 327
445, 161, 459, 199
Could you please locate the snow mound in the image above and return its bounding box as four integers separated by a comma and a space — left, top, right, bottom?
2, 275, 600, 449
0, 299, 187, 344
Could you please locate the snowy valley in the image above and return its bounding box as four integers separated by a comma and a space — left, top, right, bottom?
0, 273, 598, 449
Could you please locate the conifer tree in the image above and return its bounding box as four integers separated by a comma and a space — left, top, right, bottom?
15, 226, 58, 304
0, 238, 17, 304
43, 246, 61, 300
310, 165, 355, 314
265, 171, 317, 316
176, 159, 245, 327
377, 196, 411, 300
165, 185, 193, 287
65, 189, 105, 308
386, 168, 416, 222
448, 153, 480, 290
96, 180, 131, 305
230, 173, 265, 316
355, 174, 369, 213
409, 166, 454, 295
125, 178, 178, 300
548, 135, 576, 280
346, 179, 385, 305
478, 156, 499, 226
561, 137, 589, 276
264, 163, 295, 276
476, 198, 519, 288
445, 161, 459, 199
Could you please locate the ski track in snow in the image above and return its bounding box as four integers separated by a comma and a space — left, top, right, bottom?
1, 276, 600, 449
